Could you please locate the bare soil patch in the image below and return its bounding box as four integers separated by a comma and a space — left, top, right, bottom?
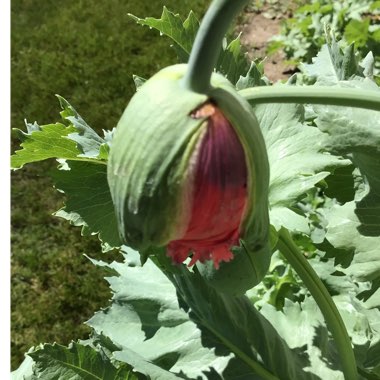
237, 11, 295, 82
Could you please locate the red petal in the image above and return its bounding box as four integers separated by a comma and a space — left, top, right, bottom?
168, 103, 247, 268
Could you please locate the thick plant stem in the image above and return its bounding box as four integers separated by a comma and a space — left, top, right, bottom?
182, 0, 249, 94
239, 86, 380, 112
277, 228, 358, 380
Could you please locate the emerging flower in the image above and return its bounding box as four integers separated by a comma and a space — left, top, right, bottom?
108, 64, 270, 285
167, 103, 248, 268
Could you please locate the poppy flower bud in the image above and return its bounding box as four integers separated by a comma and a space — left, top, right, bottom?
108, 64, 271, 294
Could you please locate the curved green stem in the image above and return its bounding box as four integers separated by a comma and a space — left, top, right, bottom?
239, 86, 380, 112
182, 0, 249, 93
277, 228, 358, 380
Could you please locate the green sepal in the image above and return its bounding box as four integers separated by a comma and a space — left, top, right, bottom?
108, 65, 208, 250
195, 73, 271, 294
209, 73, 270, 251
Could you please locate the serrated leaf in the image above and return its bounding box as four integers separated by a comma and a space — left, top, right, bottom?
87, 248, 232, 380
236, 61, 269, 90
216, 34, 250, 85
87, 248, 319, 379
51, 161, 122, 249
11, 97, 109, 170
261, 293, 380, 379
114, 347, 181, 380
302, 38, 363, 85
165, 257, 319, 380
130, 7, 259, 86
294, 35, 380, 236
312, 79, 380, 236
251, 100, 349, 234
11, 123, 80, 169
334, 294, 380, 376
27, 342, 141, 380
57, 95, 107, 159
84, 333, 178, 380
129, 7, 199, 62
325, 200, 380, 283
249, 233, 380, 378
313, 89, 380, 152
260, 298, 342, 379
269, 207, 310, 235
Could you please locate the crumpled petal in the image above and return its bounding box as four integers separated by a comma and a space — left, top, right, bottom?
167, 103, 248, 268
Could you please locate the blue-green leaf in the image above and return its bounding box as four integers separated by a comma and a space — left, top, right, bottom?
27, 342, 142, 380
11, 96, 110, 169
129, 7, 261, 86
128, 7, 199, 63
52, 161, 122, 250
251, 100, 349, 234
11, 123, 80, 169
88, 248, 319, 380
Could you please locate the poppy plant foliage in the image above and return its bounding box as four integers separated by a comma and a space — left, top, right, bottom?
10, 0, 380, 379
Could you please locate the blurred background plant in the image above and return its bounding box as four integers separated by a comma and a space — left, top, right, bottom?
267, 0, 380, 80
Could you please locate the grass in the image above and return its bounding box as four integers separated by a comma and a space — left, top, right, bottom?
11, 0, 209, 370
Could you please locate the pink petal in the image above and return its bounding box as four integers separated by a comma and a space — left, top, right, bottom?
167, 103, 248, 268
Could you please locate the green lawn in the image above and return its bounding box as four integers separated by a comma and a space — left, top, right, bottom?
11, 0, 209, 369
